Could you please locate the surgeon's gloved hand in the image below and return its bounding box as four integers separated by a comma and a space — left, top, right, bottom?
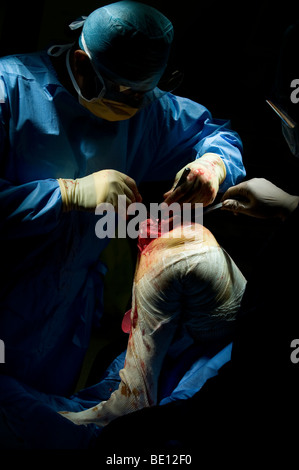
58, 169, 142, 212
221, 178, 299, 220
163, 153, 226, 207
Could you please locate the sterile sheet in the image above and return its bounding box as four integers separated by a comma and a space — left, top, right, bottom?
0, 341, 232, 449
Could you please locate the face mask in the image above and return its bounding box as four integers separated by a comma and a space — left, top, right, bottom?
282, 122, 299, 158
66, 50, 139, 121
266, 100, 299, 158
78, 95, 138, 121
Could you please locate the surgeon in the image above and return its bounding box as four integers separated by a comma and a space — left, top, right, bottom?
0, 1, 245, 397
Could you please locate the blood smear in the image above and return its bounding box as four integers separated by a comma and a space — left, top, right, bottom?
137, 218, 161, 253
122, 218, 163, 333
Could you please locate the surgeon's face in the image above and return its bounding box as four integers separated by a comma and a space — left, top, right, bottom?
72, 49, 145, 106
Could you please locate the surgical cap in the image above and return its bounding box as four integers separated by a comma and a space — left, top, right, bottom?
79, 1, 174, 91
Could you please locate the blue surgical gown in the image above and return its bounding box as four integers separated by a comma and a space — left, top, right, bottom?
0, 50, 245, 396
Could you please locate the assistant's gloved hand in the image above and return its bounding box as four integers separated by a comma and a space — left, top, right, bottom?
58, 169, 142, 211
163, 153, 226, 206
221, 178, 299, 220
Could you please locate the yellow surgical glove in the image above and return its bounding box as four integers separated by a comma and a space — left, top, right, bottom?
164, 153, 226, 206
58, 169, 142, 212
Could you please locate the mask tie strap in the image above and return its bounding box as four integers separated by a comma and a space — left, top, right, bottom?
69, 16, 87, 31
65, 49, 82, 96
47, 43, 74, 57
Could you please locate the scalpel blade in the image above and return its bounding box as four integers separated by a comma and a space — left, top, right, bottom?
203, 202, 223, 214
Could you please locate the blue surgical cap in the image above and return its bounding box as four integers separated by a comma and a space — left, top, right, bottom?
79, 1, 174, 91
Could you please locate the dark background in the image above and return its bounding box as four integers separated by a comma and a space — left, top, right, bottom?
1, 0, 299, 386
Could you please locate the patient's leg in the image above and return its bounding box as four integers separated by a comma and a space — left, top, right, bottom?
60, 223, 246, 427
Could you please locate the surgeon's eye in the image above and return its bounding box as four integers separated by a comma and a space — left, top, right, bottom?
119, 87, 145, 104
104, 81, 124, 94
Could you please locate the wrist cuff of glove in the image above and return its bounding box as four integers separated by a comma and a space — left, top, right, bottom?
58, 174, 98, 211
199, 153, 227, 184
57, 178, 77, 211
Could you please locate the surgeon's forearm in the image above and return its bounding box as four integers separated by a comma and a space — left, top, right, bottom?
0, 178, 62, 239
213, 144, 245, 192
196, 130, 246, 191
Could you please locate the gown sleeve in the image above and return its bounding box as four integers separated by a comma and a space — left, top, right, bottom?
0, 177, 62, 239
147, 93, 246, 191
0, 78, 63, 240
